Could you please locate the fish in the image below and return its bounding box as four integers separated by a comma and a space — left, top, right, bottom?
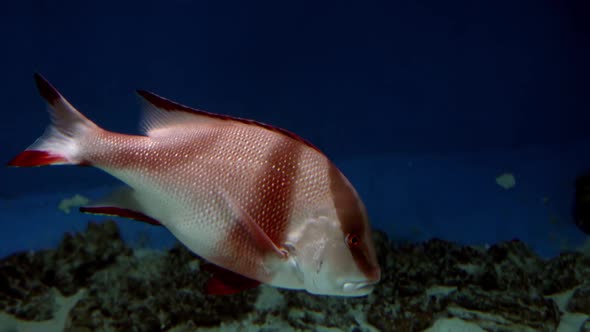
8, 74, 381, 296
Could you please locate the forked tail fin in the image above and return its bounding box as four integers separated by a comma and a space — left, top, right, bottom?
7, 74, 100, 167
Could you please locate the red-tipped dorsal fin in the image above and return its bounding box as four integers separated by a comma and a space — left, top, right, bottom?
202, 263, 261, 295
34, 73, 61, 105
136, 90, 319, 151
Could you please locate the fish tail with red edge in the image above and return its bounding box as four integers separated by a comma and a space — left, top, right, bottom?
7, 74, 100, 167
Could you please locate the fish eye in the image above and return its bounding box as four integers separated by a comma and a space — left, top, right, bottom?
346, 233, 361, 248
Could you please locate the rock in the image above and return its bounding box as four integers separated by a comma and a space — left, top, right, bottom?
65, 244, 258, 331
567, 284, 590, 314
0, 251, 54, 320
1, 221, 589, 331
0, 221, 129, 320
447, 285, 560, 332
45, 220, 132, 296
366, 239, 562, 332
541, 252, 590, 295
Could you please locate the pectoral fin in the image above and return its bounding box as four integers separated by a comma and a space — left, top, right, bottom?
219, 189, 287, 259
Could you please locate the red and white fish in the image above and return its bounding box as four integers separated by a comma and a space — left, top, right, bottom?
8, 74, 381, 296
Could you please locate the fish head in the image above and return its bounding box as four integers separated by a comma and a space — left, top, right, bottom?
286, 167, 380, 297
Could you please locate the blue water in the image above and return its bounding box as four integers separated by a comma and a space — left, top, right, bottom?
2, 0, 589, 259
2, 141, 588, 260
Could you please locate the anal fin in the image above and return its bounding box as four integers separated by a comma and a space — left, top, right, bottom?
79, 187, 162, 226
80, 206, 162, 226
202, 263, 261, 295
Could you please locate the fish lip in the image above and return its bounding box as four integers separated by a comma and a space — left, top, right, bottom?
342, 280, 378, 293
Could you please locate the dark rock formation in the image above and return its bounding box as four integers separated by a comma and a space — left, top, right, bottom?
568, 285, 590, 315
0, 221, 129, 320
66, 244, 257, 331
0, 221, 589, 331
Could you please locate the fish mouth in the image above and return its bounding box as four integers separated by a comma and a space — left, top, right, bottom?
342, 280, 378, 293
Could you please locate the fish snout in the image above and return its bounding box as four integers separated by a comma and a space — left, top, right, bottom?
342, 279, 379, 293
342, 266, 381, 293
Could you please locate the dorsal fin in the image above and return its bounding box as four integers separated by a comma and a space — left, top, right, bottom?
137, 90, 225, 136
136, 90, 319, 151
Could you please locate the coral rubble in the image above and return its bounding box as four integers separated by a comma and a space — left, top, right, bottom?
0, 221, 589, 331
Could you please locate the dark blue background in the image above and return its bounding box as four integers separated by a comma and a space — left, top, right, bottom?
1, 0, 589, 194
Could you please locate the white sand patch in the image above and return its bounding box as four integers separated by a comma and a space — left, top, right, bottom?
547, 287, 577, 312
167, 296, 380, 332
557, 313, 589, 332
167, 312, 296, 332
426, 285, 457, 297
425, 317, 485, 332
0, 288, 84, 332
547, 285, 590, 332
254, 285, 285, 312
